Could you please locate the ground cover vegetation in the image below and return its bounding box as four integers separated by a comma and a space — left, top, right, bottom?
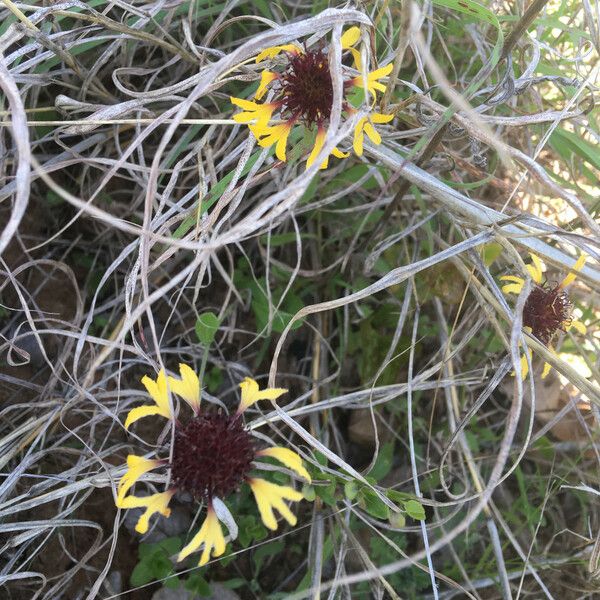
0, 0, 599, 598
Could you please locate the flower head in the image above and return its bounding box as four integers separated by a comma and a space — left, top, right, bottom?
230, 27, 394, 169
500, 253, 587, 378
116, 364, 311, 566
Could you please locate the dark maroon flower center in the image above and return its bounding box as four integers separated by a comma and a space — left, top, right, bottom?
280, 49, 335, 127
523, 283, 572, 345
171, 413, 256, 500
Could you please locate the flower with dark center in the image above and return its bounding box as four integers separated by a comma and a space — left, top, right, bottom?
116, 364, 311, 566
230, 27, 394, 169
500, 253, 587, 378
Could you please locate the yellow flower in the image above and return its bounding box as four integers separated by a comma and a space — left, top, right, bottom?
116, 364, 311, 566
499, 253, 588, 379
350, 63, 394, 100
230, 27, 393, 169
353, 113, 394, 157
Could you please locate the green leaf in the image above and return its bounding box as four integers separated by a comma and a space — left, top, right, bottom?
316, 481, 337, 506
130, 561, 155, 587
195, 312, 220, 345
184, 574, 211, 596
404, 499, 426, 521
253, 540, 285, 572
344, 480, 359, 501
359, 488, 390, 520
482, 242, 503, 267
367, 441, 394, 481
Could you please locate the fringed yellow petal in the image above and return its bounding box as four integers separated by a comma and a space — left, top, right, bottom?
238, 377, 287, 413
256, 44, 301, 63
116, 455, 161, 506
568, 319, 587, 335
254, 122, 293, 161
178, 507, 227, 566
168, 364, 200, 413
352, 63, 393, 97
501, 282, 524, 295
257, 447, 311, 482
141, 370, 170, 413
306, 128, 326, 170
560, 253, 587, 289
255, 70, 277, 100
248, 478, 304, 531
341, 26, 361, 49
119, 490, 175, 534
230, 97, 276, 129
125, 370, 172, 429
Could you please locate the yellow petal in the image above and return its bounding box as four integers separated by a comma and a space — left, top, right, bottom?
178, 507, 227, 566
363, 121, 381, 145
119, 491, 175, 534
370, 63, 393, 79
168, 364, 200, 413
349, 47, 362, 70
255, 70, 277, 100
559, 253, 587, 289
256, 44, 301, 63
124, 405, 169, 430
248, 478, 304, 531
501, 283, 524, 295
519, 352, 530, 380
541, 361, 552, 379
568, 319, 587, 335
332, 147, 350, 159
230, 96, 259, 111
254, 123, 293, 161
141, 370, 170, 414
370, 112, 394, 124
257, 447, 311, 482
125, 370, 172, 429
499, 275, 525, 284
525, 253, 544, 284
306, 128, 326, 169
353, 118, 367, 156
341, 26, 361, 49
116, 455, 162, 506
230, 97, 276, 128
238, 377, 287, 413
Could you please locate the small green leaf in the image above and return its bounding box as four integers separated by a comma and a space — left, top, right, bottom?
389, 511, 406, 528
359, 488, 390, 520
368, 441, 394, 481
404, 499, 426, 521
184, 573, 211, 596
253, 540, 285, 571
130, 561, 155, 587
195, 312, 220, 345
303, 484, 316, 501
344, 480, 359, 501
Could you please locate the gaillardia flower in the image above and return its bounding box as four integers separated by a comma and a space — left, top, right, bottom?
116, 365, 311, 566
230, 26, 394, 169
500, 253, 587, 378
